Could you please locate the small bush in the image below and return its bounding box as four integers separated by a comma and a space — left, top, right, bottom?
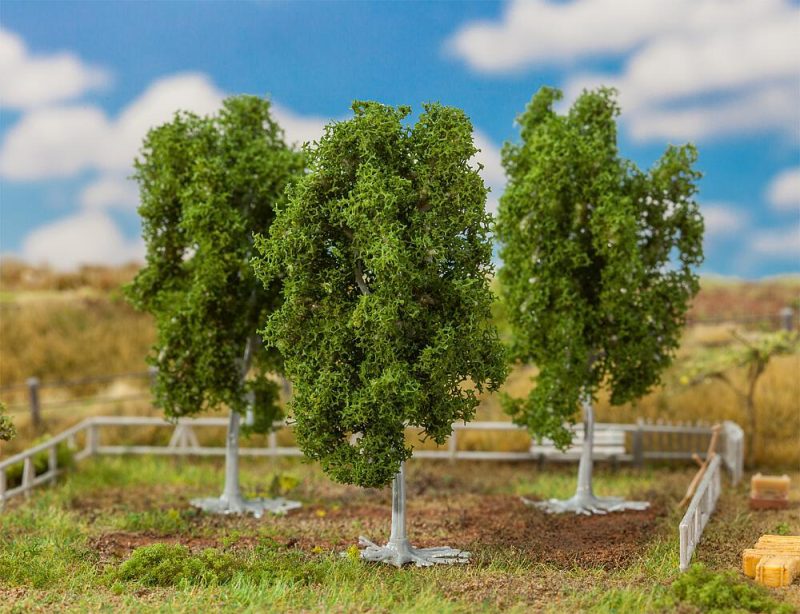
116, 544, 240, 586
671, 563, 793, 614
116, 542, 324, 588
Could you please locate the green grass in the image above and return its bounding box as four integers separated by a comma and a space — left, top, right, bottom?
1, 456, 797, 613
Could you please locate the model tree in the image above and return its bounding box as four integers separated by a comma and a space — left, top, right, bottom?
496, 87, 704, 514
254, 101, 506, 565
126, 96, 304, 516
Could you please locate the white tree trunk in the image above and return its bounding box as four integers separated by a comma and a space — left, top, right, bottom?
527, 394, 650, 515
358, 462, 469, 567
191, 336, 301, 517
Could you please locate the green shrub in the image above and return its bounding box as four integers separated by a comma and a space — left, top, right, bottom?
671, 563, 794, 614
116, 541, 324, 588
116, 543, 240, 586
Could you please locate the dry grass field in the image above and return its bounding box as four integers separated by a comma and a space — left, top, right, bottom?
1, 260, 798, 468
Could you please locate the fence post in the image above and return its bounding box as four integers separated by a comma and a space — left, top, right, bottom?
26, 377, 42, 429
780, 307, 794, 332
86, 423, 99, 457
448, 429, 457, 463
633, 419, 644, 467
22, 457, 35, 498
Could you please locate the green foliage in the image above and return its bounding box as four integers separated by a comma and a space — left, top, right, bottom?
254, 101, 506, 488
670, 563, 794, 614
116, 544, 239, 586
0, 400, 14, 441
496, 87, 703, 446
115, 542, 323, 589
125, 96, 304, 431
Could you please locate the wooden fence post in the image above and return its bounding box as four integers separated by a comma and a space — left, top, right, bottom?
780, 307, 794, 332
26, 377, 41, 429
633, 419, 644, 468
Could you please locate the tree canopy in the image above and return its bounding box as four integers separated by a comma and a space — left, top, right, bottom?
125, 96, 304, 432
254, 101, 506, 488
496, 87, 704, 447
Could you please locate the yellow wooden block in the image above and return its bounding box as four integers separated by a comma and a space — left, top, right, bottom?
751, 474, 790, 499
756, 556, 799, 588
743, 549, 770, 577
756, 535, 800, 550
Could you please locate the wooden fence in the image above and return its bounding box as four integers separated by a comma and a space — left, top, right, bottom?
1, 415, 744, 506
679, 454, 723, 571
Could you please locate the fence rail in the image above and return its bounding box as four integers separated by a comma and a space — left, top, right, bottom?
1, 415, 744, 504
679, 454, 723, 571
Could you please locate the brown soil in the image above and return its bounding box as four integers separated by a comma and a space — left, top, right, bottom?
88, 492, 664, 571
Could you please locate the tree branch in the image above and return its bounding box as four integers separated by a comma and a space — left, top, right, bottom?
355, 260, 372, 296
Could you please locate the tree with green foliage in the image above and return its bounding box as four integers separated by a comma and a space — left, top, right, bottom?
125, 95, 304, 517
497, 87, 703, 514
0, 401, 14, 442
254, 101, 506, 565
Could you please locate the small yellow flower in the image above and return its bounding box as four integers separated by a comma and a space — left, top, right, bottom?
679, 375, 689, 386
346, 544, 360, 561
312, 545, 323, 554
315, 509, 327, 518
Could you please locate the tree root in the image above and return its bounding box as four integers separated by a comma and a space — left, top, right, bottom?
357, 536, 470, 567
191, 495, 301, 518
523, 493, 649, 516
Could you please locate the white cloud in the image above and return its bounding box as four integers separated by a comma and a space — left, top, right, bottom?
449, 0, 800, 142
625, 82, 799, 142
766, 167, 800, 213
472, 130, 504, 192
79, 175, 139, 210
471, 128, 506, 214
272, 104, 329, 147
0, 72, 225, 180
20, 210, 145, 270
0, 27, 110, 109
702, 203, 747, 239
749, 226, 800, 260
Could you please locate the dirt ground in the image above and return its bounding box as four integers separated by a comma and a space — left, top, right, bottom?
79, 462, 670, 573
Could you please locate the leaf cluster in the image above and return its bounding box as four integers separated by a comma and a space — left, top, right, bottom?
670, 563, 794, 613
254, 101, 506, 487
125, 96, 303, 431
0, 401, 14, 441
496, 87, 703, 446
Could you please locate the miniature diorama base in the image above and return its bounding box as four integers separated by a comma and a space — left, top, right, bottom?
191, 494, 301, 518
525, 493, 650, 516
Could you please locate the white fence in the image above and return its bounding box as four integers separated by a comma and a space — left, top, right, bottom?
679, 454, 723, 571
1, 415, 744, 506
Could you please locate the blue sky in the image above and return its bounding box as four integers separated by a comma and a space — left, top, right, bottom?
1, 0, 798, 278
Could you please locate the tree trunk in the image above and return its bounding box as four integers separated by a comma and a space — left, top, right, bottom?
388, 462, 409, 549
524, 391, 650, 515
190, 335, 301, 517
574, 394, 596, 500
221, 409, 243, 504
358, 461, 468, 567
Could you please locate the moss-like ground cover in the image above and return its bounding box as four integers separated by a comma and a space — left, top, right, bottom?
1, 456, 797, 613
